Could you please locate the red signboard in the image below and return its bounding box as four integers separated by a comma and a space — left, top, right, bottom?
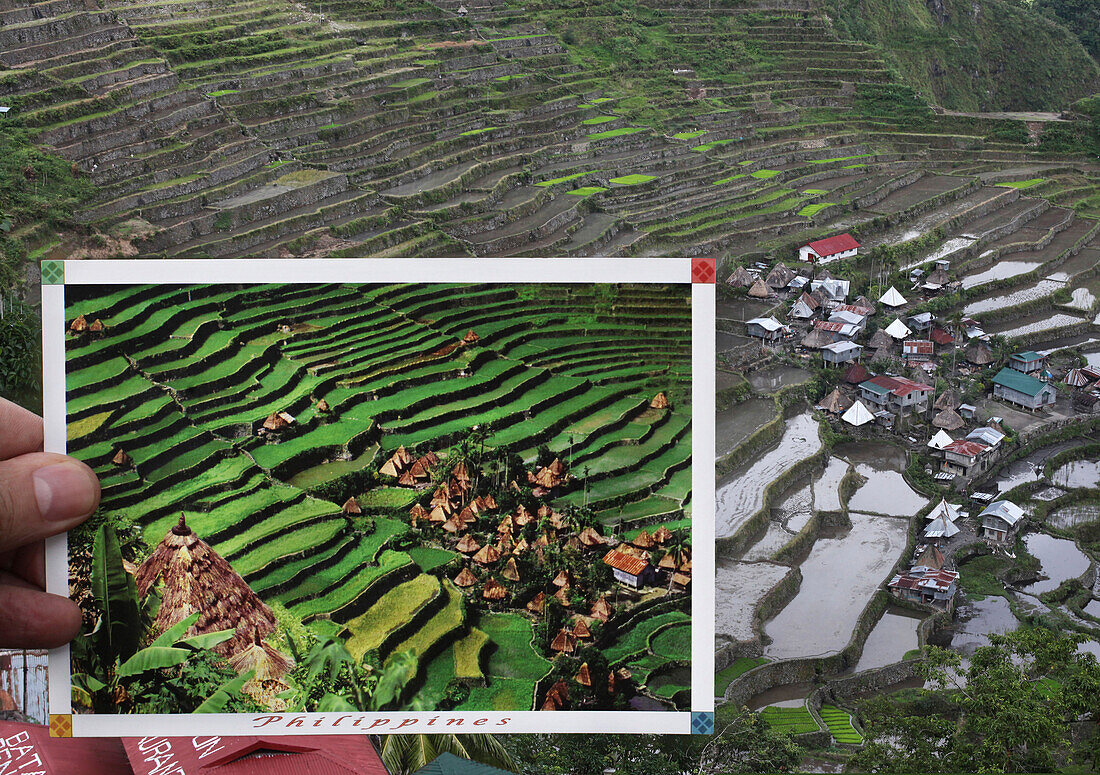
0, 722, 131, 775
123, 735, 389, 775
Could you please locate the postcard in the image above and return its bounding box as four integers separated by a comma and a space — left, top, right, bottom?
42, 258, 715, 737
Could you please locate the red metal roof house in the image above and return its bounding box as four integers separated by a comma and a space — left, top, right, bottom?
798, 233, 860, 265
124, 735, 389, 775
0, 722, 131, 775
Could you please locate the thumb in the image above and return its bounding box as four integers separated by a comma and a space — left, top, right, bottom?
0, 452, 100, 554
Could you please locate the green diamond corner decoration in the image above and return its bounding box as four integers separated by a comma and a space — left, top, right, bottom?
41, 260, 64, 285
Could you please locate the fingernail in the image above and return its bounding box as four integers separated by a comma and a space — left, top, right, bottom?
32, 463, 97, 523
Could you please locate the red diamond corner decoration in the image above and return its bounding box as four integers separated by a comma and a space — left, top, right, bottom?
49, 714, 73, 738
691, 257, 716, 284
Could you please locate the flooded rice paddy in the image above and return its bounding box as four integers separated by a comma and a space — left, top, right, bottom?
851, 607, 924, 673
716, 397, 776, 460
717, 412, 821, 538
1052, 460, 1100, 489
838, 442, 928, 516
747, 365, 811, 393
964, 280, 1066, 315
715, 558, 792, 643
763, 512, 910, 660
946, 596, 1019, 656
1021, 533, 1092, 595
961, 260, 1041, 288
1048, 502, 1100, 529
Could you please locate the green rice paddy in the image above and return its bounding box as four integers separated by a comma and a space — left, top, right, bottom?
759, 705, 820, 735
567, 186, 608, 196
820, 705, 863, 744
609, 174, 656, 185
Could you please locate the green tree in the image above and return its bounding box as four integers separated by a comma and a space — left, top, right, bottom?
852, 629, 1100, 773
377, 734, 517, 775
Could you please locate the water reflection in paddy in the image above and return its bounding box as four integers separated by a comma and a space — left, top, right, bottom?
1021, 533, 1091, 595
717, 412, 822, 538
747, 682, 816, 711
836, 442, 928, 516
763, 513, 909, 659
948, 596, 1018, 656
1083, 599, 1100, 619
961, 261, 1041, 289
1052, 460, 1100, 489
1048, 503, 1100, 530
852, 607, 924, 673
747, 365, 810, 393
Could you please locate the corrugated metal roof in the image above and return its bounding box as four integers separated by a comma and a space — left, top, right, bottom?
602, 549, 649, 576
0, 722, 131, 775
125, 736, 388, 775
806, 233, 860, 256
992, 367, 1050, 397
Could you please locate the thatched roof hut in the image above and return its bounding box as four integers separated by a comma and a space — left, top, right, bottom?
69, 315, 88, 333
650, 392, 670, 409
502, 557, 521, 582
262, 412, 290, 431
442, 517, 462, 533
591, 596, 612, 621
429, 505, 450, 523
801, 328, 833, 350
315, 398, 330, 413
747, 279, 770, 299
572, 618, 592, 639
552, 570, 572, 588
456, 534, 481, 554
526, 591, 547, 614
229, 638, 295, 710
512, 537, 529, 555
89, 319, 105, 333
577, 526, 607, 548
843, 362, 871, 385
574, 663, 592, 687
658, 553, 678, 571
473, 544, 502, 565
546, 680, 570, 708
815, 388, 852, 415
394, 446, 414, 466
765, 264, 796, 290
379, 458, 402, 478
408, 503, 428, 526
933, 408, 965, 431
111, 449, 131, 467
867, 329, 893, 351
463, 329, 480, 344
553, 586, 573, 607
497, 514, 516, 534
482, 578, 507, 601
632, 530, 656, 549
965, 341, 994, 366
454, 567, 478, 587
533, 533, 550, 548
339, 497, 360, 515
653, 526, 674, 544
136, 515, 276, 658
934, 389, 960, 411
726, 266, 754, 288
550, 629, 576, 654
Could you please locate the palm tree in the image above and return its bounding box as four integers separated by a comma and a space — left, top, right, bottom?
376, 733, 517, 774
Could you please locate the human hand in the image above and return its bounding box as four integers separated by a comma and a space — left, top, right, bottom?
0, 397, 99, 648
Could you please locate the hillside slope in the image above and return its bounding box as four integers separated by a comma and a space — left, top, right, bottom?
825, 0, 1100, 111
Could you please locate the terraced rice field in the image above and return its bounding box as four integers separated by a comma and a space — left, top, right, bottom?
759, 704, 820, 735
819, 704, 863, 744
64, 281, 692, 711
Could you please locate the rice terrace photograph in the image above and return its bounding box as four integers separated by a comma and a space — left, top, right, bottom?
57, 278, 697, 720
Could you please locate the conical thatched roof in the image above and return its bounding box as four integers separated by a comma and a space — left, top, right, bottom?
315, 398, 330, 413
454, 567, 478, 587
452, 460, 471, 482
429, 505, 450, 523
574, 663, 592, 687
843, 362, 871, 384
572, 617, 593, 639
497, 514, 516, 533
653, 526, 674, 544
89, 319, 105, 333
550, 629, 576, 654
473, 544, 502, 565
342, 497, 361, 515
577, 526, 607, 547
658, 553, 678, 571
111, 449, 131, 467
408, 459, 431, 480
926, 267, 950, 286
632, 530, 656, 549
765, 263, 795, 289
229, 639, 295, 710
552, 570, 572, 587
512, 537, 529, 555
70, 314, 88, 333
514, 504, 532, 526
801, 328, 833, 349
442, 516, 462, 533
456, 534, 481, 554
482, 578, 507, 600
553, 586, 573, 607
965, 341, 994, 365
867, 329, 893, 351
397, 470, 417, 487
748, 279, 770, 298
934, 389, 960, 411
408, 503, 429, 524
853, 295, 876, 314
502, 557, 521, 582
379, 458, 402, 478
650, 392, 670, 409
526, 591, 547, 614
815, 388, 853, 415
262, 412, 289, 431
726, 266, 754, 288
136, 515, 276, 658
933, 408, 965, 431
463, 329, 480, 343
394, 446, 414, 466
534, 533, 550, 548
591, 596, 613, 621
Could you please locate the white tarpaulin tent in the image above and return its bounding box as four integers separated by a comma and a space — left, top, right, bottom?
927, 429, 954, 450
924, 513, 960, 539
926, 497, 961, 522
884, 317, 911, 339
879, 286, 908, 307
841, 399, 875, 426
